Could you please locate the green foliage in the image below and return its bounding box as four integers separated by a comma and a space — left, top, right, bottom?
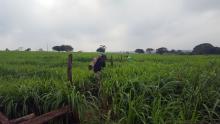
0, 52, 220, 123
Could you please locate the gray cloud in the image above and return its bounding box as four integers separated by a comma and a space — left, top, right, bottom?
183, 0, 220, 12
0, 0, 220, 51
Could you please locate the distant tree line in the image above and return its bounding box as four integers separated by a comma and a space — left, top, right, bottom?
134, 43, 220, 55
134, 47, 170, 54
3, 42, 220, 55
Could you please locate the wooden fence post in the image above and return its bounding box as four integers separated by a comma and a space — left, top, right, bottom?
67, 54, 73, 83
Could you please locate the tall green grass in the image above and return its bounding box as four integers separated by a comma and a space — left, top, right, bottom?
0, 51, 220, 123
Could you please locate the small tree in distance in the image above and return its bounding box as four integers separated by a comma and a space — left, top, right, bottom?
146, 48, 154, 54
156, 47, 168, 54
135, 49, 145, 54
52, 45, 73, 52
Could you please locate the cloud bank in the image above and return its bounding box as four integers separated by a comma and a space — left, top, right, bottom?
0, 0, 219, 51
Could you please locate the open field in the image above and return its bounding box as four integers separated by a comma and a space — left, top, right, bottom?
0, 52, 220, 123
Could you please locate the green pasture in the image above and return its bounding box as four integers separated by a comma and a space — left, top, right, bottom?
0, 51, 220, 123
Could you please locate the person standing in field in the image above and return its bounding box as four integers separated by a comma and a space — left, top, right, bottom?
88, 53, 107, 73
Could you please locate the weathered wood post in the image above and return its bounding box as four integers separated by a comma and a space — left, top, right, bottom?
67, 54, 73, 83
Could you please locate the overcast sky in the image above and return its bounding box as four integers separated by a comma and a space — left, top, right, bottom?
0, 0, 219, 51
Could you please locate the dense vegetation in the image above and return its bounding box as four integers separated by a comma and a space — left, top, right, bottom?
0, 52, 220, 123
193, 43, 220, 55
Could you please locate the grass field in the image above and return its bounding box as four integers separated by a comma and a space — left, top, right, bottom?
0, 51, 220, 123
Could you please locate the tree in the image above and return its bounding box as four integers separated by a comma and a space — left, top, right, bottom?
25, 48, 31, 51
52, 45, 73, 52
60, 45, 73, 52
156, 47, 168, 54
52, 46, 61, 51
96, 45, 106, 53
135, 49, 145, 54
193, 43, 216, 54
192, 43, 220, 55
5, 48, 10, 51
146, 48, 154, 54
